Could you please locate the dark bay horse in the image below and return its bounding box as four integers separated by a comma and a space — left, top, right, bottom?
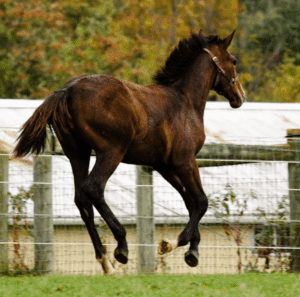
14, 29, 246, 275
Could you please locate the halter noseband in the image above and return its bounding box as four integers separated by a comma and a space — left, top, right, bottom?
203, 48, 238, 91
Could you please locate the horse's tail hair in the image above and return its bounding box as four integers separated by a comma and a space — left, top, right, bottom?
13, 90, 73, 158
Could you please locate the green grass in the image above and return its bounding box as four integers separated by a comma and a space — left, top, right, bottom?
0, 273, 299, 297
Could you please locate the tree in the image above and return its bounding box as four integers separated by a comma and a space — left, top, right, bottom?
0, 0, 241, 99
237, 0, 300, 101
0, 0, 115, 98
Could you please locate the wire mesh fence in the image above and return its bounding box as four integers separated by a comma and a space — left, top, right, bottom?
1, 135, 300, 275
1, 102, 300, 275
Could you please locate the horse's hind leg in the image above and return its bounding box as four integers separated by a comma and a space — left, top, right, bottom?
80, 150, 128, 266
67, 150, 115, 275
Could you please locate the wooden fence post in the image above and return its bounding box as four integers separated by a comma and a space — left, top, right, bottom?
287, 129, 300, 272
0, 152, 9, 273
33, 148, 53, 274
136, 165, 155, 274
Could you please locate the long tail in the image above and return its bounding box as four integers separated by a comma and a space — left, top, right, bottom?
13, 90, 73, 158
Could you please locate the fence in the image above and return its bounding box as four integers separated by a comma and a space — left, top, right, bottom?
1, 131, 300, 275
1, 101, 300, 275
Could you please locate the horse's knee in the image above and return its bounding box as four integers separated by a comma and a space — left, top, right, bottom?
74, 189, 94, 218
194, 191, 208, 216
80, 179, 105, 203
80, 180, 94, 196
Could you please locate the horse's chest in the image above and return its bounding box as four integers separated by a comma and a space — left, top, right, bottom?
182, 124, 205, 154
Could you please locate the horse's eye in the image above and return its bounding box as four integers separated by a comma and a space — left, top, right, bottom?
233, 60, 237, 66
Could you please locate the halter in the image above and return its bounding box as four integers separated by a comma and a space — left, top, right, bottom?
203, 48, 238, 91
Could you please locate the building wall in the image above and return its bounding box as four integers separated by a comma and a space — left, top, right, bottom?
6, 223, 289, 275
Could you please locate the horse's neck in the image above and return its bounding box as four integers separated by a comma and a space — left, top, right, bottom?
181, 57, 216, 119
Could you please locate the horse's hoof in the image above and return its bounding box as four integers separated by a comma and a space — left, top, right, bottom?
114, 248, 128, 264
158, 240, 169, 255
158, 239, 172, 255
97, 255, 115, 276
184, 250, 199, 267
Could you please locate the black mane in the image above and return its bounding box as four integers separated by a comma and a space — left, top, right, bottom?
153, 32, 221, 86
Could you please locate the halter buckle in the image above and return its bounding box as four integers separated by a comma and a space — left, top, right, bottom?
230, 78, 236, 87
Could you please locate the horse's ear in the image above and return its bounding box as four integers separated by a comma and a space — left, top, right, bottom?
199, 29, 206, 37
222, 30, 236, 49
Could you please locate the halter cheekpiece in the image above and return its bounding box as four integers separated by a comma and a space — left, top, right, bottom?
203, 48, 238, 91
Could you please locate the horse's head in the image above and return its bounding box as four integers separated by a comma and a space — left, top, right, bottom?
201, 30, 246, 108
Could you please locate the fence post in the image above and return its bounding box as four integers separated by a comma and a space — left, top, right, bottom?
0, 152, 9, 273
33, 144, 53, 274
136, 165, 155, 274
287, 129, 300, 272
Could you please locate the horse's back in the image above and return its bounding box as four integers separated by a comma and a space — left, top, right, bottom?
64, 74, 150, 149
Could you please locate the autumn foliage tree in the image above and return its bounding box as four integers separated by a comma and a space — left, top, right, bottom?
0, 0, 250, 100
0, 0, 117, 98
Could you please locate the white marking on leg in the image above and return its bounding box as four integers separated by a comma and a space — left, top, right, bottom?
97, 255, 115, 276
158, 239, 178, 255
83, 208, 89, 217
169, 239, 178, 251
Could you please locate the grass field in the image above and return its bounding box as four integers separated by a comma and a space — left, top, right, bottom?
0, 273, 299, 297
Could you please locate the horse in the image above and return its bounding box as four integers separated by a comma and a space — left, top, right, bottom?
13, 29, 246, 275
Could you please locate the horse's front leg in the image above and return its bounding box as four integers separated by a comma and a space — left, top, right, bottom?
157, 160, 208, 267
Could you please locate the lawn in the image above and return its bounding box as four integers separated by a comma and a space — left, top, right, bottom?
0, 273, 299, 297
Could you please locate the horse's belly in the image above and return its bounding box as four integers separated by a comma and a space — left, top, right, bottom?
122, 138, 169, 166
